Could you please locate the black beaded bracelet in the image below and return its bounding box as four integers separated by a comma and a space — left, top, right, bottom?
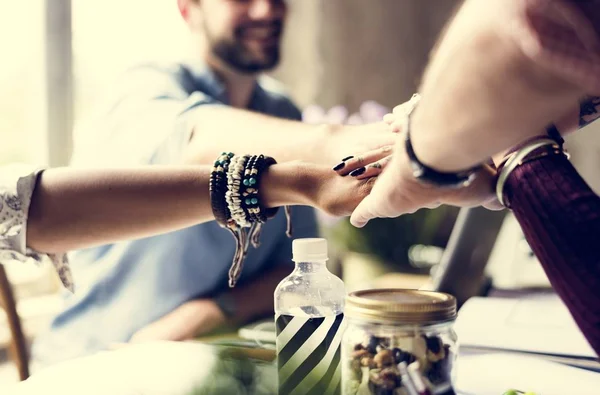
240, 155, 261, 223
254, 155, 279, 222
210, 152, 234, 227
213, 153, 293, 288
245, 154, 292, 236
240, 155, 278, 223
226, 154, 251, 228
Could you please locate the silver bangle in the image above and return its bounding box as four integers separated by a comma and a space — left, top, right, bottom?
495, 138, 558, 207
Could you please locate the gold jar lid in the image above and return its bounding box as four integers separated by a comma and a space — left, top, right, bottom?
345, 289, 456, 324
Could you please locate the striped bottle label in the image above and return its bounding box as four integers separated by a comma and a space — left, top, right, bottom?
276, 313, 346, 395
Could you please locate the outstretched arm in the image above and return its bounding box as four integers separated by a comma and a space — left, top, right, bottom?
25, 162, 372, 253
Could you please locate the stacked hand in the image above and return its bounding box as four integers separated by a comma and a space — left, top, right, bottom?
329, 99, 501, 227
347, 143, 500, 227
301, 101, 393, 224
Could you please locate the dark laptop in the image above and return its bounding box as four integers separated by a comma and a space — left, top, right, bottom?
429, 207, 507, 307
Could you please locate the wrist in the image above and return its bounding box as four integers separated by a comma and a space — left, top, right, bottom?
402, 97, 482, 188
260, 162, 313, 208
409, 106, 480, 173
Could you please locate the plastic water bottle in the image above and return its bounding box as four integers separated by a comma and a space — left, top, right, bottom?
274, 238, 346, 395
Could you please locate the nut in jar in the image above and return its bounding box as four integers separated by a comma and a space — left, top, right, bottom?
342, 289, 458, 395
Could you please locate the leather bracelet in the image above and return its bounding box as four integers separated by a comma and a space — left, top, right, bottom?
241, 155, 261, 224
403, 94, 482, 188
255, 155, 278, 222
239, 154, 278, 223
496, 138, 565, 208
210, 152, 234, 227
226, 155, 251, 228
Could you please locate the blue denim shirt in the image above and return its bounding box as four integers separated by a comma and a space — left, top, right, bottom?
32, 62, 318, 365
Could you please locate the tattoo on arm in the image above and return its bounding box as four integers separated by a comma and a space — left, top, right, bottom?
579, 96, 600, 128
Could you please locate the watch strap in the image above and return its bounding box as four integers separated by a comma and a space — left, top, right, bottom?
403, 94, 482, 188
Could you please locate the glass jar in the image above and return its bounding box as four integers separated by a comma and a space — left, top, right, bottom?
342, 289, 458, 395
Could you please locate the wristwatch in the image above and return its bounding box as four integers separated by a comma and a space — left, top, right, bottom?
403, 95, 482, 188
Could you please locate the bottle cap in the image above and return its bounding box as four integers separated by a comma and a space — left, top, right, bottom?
292, 238, 328, 262
345, 289, 456, 324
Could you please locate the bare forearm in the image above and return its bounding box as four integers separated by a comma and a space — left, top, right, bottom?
184, 106, 332, 165
26, 164, 312, 254
411, 0, 584, 171
26, 166, 215, 253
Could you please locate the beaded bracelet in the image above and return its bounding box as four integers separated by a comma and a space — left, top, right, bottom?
238, 155, 270, 248
241, 155, 278, 223
255, 155, 279, 222
245, 154, 293, 237
210, 152, 234, 227
236, 155, 293, 234
223, 155, 250, 287
225, 154, 262, 287
226, 155, 251, 228
241, 155, 261, 224
240, 155, 263, 249
255, 155, 293, 237
211, 152, 294, 287
210, 153, 246, 287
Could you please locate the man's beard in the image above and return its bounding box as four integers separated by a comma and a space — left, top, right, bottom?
206, 21, 283, 74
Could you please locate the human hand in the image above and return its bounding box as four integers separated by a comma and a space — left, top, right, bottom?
129, 299, 226, 343
324, 122, 399, 171
302, 101, 393, 223
344, 97, 500, 227
328, 98, 421, 176
304, 162, 378, 217
261, 161, 377, 218
349, 138, 500, 228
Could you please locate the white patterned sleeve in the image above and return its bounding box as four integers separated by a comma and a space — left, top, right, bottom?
0, 164, 73, 292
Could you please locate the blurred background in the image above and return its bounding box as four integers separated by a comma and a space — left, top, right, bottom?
1, 0, 600, 387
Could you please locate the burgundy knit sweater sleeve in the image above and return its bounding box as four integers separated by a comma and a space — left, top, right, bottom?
504, 154, 600, 357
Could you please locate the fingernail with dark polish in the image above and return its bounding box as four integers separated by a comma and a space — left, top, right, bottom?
333, 162, 346, 171
350, 167, 366, 177
342, 155, 354, 161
